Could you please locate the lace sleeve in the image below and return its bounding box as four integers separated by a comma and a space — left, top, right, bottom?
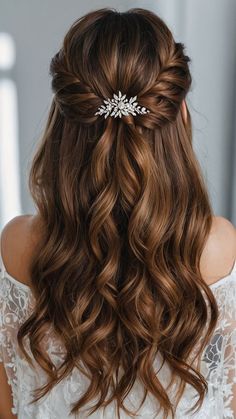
0, 262, 32, 415
210, 277, 236, 418
221, 303, 236, 417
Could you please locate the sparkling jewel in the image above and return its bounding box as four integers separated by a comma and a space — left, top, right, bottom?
95, 90, 150, 119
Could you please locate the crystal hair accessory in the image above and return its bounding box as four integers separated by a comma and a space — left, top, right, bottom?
94, 90, 150, 119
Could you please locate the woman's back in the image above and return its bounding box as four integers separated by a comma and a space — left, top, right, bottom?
0, 214, 236, 418
1, 214, 236, 289
0, 7, 236, 419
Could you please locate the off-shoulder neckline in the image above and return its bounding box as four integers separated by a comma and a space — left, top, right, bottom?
208, 258, 236, 289
0, 252, 236, 293
0, 252, 31, 292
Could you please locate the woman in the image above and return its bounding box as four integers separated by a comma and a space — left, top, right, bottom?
0, 7, 235, 419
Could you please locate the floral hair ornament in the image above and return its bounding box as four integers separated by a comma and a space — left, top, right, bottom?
94, 90, 150, 119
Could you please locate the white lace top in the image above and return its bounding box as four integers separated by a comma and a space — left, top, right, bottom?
0, 250, 236, 419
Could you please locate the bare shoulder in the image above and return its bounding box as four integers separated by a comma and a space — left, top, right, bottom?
0, 214, 43, 286
200, 215, 236, 285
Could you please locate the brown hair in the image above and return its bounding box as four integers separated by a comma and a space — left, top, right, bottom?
18, 7, 218, 418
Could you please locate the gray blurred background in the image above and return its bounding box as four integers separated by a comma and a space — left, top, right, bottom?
0, 0, 236, 229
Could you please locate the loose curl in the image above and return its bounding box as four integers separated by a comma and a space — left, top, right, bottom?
18, 7, 218, 419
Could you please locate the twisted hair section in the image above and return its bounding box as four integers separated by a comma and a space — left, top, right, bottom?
17, 7, 218, 419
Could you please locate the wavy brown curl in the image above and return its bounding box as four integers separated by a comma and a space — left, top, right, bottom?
17, 7, 218, 419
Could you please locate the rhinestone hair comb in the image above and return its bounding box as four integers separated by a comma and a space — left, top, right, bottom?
94, 90, 150, 119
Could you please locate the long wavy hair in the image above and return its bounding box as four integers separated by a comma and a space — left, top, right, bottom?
18, 7, 219, 419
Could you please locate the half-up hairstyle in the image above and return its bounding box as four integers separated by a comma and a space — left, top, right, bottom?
18, 7, 218, 419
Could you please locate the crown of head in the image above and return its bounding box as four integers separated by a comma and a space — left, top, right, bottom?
94, 90, 150, 119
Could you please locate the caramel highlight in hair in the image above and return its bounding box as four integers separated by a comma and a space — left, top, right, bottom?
18, 8, 218, 418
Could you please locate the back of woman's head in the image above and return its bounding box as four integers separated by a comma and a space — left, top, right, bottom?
18, 7, 218, 419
